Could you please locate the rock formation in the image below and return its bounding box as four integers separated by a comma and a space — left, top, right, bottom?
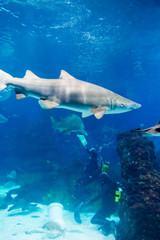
116, 131, 160, 240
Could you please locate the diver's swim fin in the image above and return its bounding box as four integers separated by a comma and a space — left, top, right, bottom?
74, 202, 84, 224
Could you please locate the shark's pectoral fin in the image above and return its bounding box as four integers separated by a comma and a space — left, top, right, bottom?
63, 130, 71, 135
80, 130, 88, 136
15, 89, 26, 100
16, 93, 26, 100
91, 106, 108, 119
39, 99, 59, 109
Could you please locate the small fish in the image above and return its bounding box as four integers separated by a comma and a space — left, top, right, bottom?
43, 220, 66, 237
49, 112, 87, 135
0, 114, 8, 123
131, 121, 160, 136
0, 69, 141, 119
43, 221, 63, 232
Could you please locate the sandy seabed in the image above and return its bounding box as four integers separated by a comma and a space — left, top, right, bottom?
0, 186, 116, 240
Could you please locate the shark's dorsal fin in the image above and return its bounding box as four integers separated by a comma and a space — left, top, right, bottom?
157, 121, 160, 125
59, 70, 75, 80
91, 106, 108, 119
24, 70, 39, 79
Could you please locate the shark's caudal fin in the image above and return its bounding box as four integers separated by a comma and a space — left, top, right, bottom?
46, 110, 57, 127
0, 70, 13, 91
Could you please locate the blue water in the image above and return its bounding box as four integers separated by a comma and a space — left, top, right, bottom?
0, 1, 159, 169
0, 1, 159, 166
0, 0, 159, 232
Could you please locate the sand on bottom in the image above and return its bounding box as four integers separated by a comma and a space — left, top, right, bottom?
0, 185, 116, 240
0, 204, 117, 240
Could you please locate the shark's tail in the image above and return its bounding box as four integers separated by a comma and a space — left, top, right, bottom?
47, 111, 57, 128
0, 70, 13, 91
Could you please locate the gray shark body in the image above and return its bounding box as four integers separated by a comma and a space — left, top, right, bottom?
49, 112, 88, 135
131, 121, 160, 136
0, 70, 141, 119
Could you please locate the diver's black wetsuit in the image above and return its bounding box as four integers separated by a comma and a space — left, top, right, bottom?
74, 168, 118, 236
91, 172, 118, 224
74, 148, 102, 202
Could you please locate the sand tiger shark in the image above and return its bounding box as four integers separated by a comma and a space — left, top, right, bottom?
0, 69, 141, 119
49, 112, 88, 135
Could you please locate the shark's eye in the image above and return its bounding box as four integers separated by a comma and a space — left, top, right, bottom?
121, 103, 124, 107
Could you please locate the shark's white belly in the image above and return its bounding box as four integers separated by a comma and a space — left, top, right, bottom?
57, 104, 90, 112
56, 104, 93, 118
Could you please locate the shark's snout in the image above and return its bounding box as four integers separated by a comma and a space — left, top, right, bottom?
131, 103, 141, 109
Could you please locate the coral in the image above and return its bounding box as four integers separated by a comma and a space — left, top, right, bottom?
116, 131, 160, 240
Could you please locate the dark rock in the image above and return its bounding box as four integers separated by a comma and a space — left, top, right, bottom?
116, 131, 160, 240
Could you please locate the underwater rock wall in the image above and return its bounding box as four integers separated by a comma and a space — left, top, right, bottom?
117, 131, 160, 240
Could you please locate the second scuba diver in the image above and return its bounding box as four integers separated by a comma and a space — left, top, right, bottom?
73, 135, 102, 203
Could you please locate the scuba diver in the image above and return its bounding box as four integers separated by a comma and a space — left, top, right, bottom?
74, 135, 121, 237
74, 147, 102, 200
73, 135, 102, 203
90, 168, 119, 236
